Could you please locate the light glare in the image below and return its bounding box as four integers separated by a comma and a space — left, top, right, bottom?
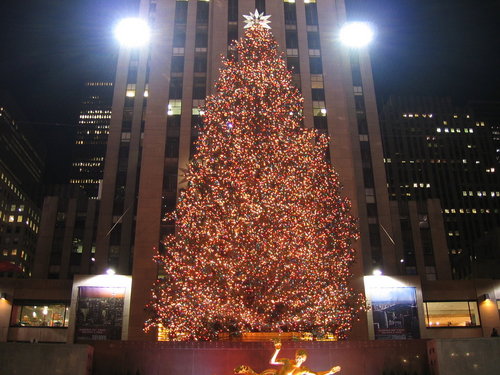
115, 18, 151, 47
339, 22, 374, 48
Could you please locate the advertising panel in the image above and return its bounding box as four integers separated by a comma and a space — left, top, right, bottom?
75, 286, 125, 341
371, 286, 420, 340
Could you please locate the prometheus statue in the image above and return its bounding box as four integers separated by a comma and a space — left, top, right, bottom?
234, 340, 341, 375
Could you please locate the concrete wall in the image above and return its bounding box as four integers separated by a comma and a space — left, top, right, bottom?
91, 340, 429, 375
428, 338, 500, 375
0, 343, 93, 375
7, 327, 67, 343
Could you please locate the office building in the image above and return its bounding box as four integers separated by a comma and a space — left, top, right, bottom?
0, 104, 44, 277
32, 185, 99, 279
94, 0, 395, 340
379, 96, 500, 279
70, 82, 113, 199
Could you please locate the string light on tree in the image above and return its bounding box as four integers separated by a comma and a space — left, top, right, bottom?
145, 11, 364, 341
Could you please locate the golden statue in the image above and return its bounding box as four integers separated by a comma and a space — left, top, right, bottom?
234, 341, 341, 375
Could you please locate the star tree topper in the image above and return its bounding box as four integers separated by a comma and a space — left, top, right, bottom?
243, 9, 271, 29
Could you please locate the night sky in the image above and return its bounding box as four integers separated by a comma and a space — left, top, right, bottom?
0, 0, 499, 182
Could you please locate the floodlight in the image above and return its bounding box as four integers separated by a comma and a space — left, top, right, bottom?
339, 22, 374, 48
114, 18, 151, 48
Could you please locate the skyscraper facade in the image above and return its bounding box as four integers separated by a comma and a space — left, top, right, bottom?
0, 105, 44, 277
70, 82, 114, 199
380, 96, 500, 279
94, 0, 395, 340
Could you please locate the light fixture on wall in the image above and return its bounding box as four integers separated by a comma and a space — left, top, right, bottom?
478, 293, 490, 302
0, 292, 7, 300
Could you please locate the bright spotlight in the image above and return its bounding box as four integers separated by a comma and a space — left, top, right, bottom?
372, 269, 382, 276
106, 268, 116, 275
114, 18, 151, 48
339, 22, 374, 48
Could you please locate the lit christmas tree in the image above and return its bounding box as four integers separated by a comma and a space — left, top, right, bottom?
146, 11, 362, 341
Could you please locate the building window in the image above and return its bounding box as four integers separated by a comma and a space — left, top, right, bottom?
311, 88, 325, 101
286, 57, 300, 73
166, 137, 180, 158
175, 0, 188, 24
307, 32, 320, 49
193, 77, 206, 99
168, 100, 182, 116
171, 56, 185, 73
10, 302, 70, 327
169, 77, 183, 99
196, 0, 209, 24
283, 2, 297, 25
255, 0, 265, 13
309, 57, 323, 74
313, 116, 327, 130
228, 25, 238, 45
305, 1, 318, 25
285, 30, 298, 49
173, 26, 186, 48
195, 29, 208, 48
424, 301, 480, 327
194, 55, 207, 73
228, 0, 238, 22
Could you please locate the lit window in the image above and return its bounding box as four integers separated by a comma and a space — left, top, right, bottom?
312, 101, 326, 116
424, 301, 480, 327
10, 302, 70, 327
310, 75, 324, 89
437, 128, 441, 132
126, 84, 136, 98
8, 215, 15, 223
11, 249, 17, 255
168, 100, 182, 116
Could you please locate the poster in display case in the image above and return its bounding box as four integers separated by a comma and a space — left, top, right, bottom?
370, 286, 420, 340
75, 286, 125, 341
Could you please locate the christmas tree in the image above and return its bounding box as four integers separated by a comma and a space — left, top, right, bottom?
146, 11, 362, 341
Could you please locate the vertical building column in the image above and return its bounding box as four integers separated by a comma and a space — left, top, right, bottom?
129, 0, 176, 341
80, 199, 97, 274
266, 0, 286, 52
95, 48, 131, 274
59, 198, 77, 279
359, 50, 398, 274
427, 199, 452, 279
409, 201, 426, 278
295, 0, 314, 129
176, 0, 198, 189
317, 0, 368, 339
207, 0, 228, 91
33, 197, 59, 278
